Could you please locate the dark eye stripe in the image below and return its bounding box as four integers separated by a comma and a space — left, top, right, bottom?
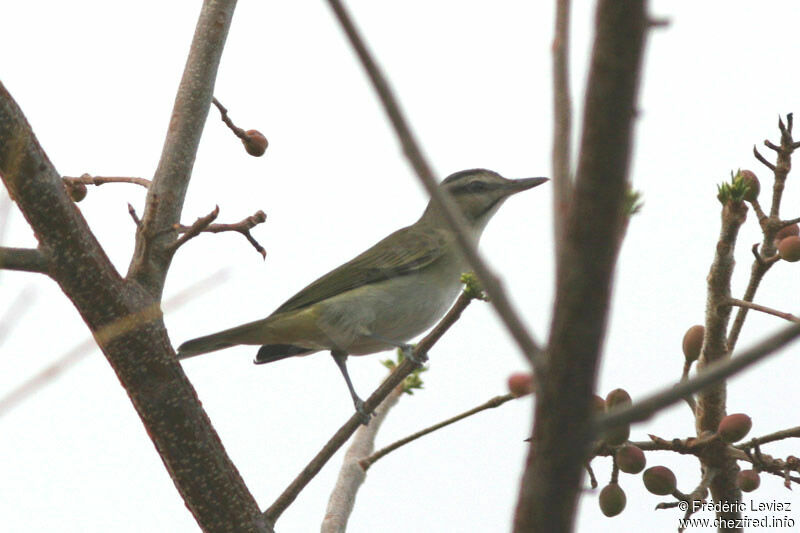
448, 180, 501, 195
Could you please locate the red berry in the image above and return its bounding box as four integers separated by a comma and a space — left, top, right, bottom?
718, 413, 752, 443
242, 129, 268, 157
67, 181, 88, 202
682, 325, 705, 362
775, 224, 800, 247
738, 170, 760, 202
599, 483, 626, 517
737, 469, 760, 492
643, 466, 677, 495
507, 373, 533, 397
605, 389, 632, 410
616, 444, 646, 474
778, 236, 800, 262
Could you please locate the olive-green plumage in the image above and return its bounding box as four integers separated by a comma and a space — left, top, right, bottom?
177, 169, 547, 419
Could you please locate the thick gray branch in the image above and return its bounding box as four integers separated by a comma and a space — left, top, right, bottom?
0, 3, 271, 531
127, 0, 237, 297
515, 1, 649, 532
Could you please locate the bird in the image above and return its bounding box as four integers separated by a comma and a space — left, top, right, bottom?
177, 169, 547, 422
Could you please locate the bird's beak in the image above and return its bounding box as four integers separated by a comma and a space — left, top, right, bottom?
507, 177, 549, 194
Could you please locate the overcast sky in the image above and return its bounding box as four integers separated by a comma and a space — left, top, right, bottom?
2, 1, 800, 532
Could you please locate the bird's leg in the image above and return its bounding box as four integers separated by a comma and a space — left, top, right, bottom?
366, 334, 428, 365
331, 350, 370, 425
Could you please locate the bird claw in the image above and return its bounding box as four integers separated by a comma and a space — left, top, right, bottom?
354, 399, 371, 425
402, 343, 427, 365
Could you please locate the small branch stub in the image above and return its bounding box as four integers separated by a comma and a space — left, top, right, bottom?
173, 208, 267, 258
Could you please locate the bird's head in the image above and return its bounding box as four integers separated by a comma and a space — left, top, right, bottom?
422, 169, 548, 236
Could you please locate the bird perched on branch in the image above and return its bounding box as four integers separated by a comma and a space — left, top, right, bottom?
178, 169, 547, 423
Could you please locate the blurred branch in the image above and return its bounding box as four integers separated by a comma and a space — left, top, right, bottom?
0, 287, 36, 348
321, 386, 403, 533
264, 288, 479, 526
598, 321, 800, 431
515, 1, 649, 531
0, 247, 48, 273
324, 0, 545, 372
0, 269, 228, 416
551, 0, 573, 266
360, 393, 516, 471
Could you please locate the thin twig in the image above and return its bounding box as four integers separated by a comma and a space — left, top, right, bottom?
212, 97, 247, 140
597, 321, 800, 431
727, 298, 800, 324
753, 145, 776, 171
174, 209, 267, 258
168, 205, 220, 253
264, 289, 479, 525
731, 447, 800, 486
584, 461, 598, 489
729, 116, 797, 352
324, 0, 545, 372
551, 0, 573, 266
0, 247, 49, 274
63, 174, 151, 188
769, 113, 794, 219
128, 203, 141, 226
359, 393, 516, 470
679, 360, 696, 413
736, 426, 800, 449
781, 216, 800, 227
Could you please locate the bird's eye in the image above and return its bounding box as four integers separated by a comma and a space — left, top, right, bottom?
468, 181, 488, 192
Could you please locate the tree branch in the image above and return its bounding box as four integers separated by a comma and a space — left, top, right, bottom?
168, 205, 220, 253
727, 297, 800, 324
127, 0, 238, 298
324, 0, 545, 372
0, 3, 272, 530
597, 321, 800, 431
728, 116, 797, 353
736, 426, 800, 449
551, 0, 574, 271
264, 289, 479, 526
515, 1, 649, 531
360, 393, 516, 471
62, 174, 151, 188
321, 386, 404, 533
0, 246, 49, 273
174, 208, 267, 257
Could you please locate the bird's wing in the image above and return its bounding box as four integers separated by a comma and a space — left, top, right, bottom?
274, 225, 449, 314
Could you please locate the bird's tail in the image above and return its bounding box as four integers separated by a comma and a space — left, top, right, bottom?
176, 318, 270, 359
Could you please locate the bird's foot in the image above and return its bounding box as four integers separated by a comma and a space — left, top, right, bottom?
401, 343, 427, 365
354, 399, 371, 426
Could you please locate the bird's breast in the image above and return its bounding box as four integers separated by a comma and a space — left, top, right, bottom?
315, 261, 464, 355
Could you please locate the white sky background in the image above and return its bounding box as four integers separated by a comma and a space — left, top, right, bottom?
2, 1, 800, 532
